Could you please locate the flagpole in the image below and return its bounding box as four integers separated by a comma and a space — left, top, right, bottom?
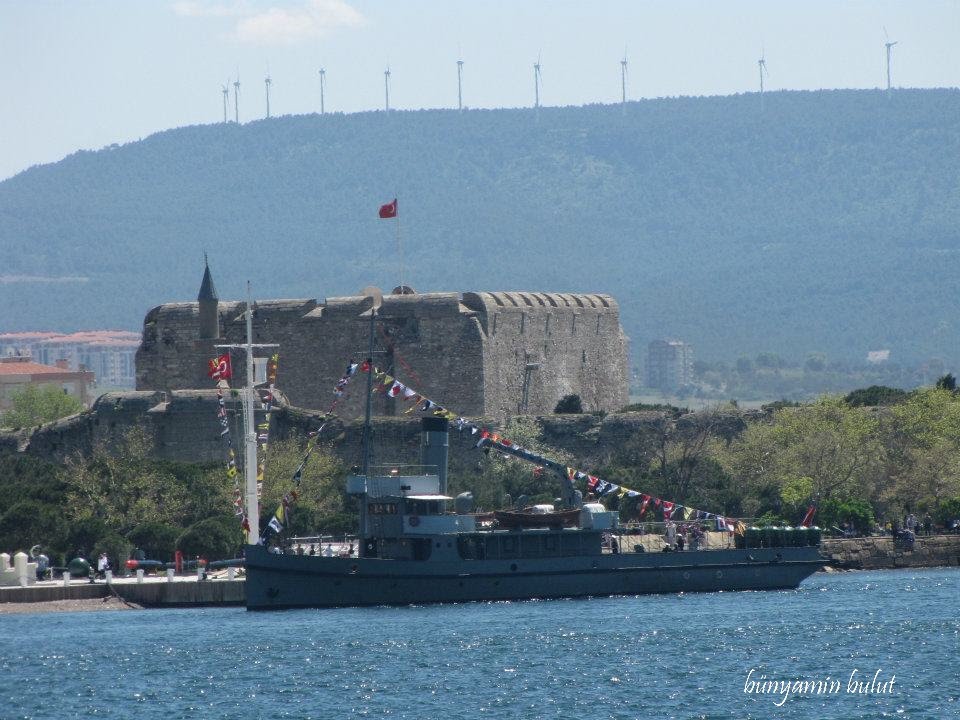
396, 194, 403, 290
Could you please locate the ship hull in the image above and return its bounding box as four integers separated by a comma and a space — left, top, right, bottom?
244, 545, 825, 610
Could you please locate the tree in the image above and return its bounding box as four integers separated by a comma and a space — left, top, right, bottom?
258, 437, 347, 537
177, 516, 241, 560
880, 388, 960, 516
844, 385, 909, 407
935, 373, 957, 393
62, 426, 192, 535
127, 522, 181, 562
554, 394, 584, 414
1, 384, 84, 428
0, 500, 69, 556
716, 397, 885, 517
755, 352, 784, 370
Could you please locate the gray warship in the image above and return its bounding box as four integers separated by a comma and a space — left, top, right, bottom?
245, 416, 825, 610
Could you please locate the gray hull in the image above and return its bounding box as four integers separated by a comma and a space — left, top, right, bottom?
245, 545, 825, 610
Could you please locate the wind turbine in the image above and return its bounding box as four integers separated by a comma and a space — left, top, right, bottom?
319, 68, 326, 114
457, 58, 464, 111
384, 66, 391, 112
620, 51, 628, 106
534, 53, 542, 110
884, 28, 898, 98
758, 50, 768, 112
265, 74, 272, 118
222, 82, 229, 123
233, 75, 241, 124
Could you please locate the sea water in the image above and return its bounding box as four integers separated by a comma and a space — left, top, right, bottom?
1, 568, 957, 720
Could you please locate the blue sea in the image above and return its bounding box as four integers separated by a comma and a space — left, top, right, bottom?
1, 568, 957, 720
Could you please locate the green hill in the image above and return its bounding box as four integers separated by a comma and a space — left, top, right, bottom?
2, 88, 960, 366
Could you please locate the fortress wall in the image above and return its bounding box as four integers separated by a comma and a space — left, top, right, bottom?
136, 289, 628, 419
6, 391, 245, 465
18, 392, 166, 461
136, 302, 243, 392
463, 292, 629, 416
229, 293, 488, 420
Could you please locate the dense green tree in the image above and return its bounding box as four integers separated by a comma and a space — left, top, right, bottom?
935, 373, 957, 393
554, 394, 584, 414
1, 385, 84, 428
844, 386, 909, 407
177, 516, 241, 560
127, 522, 181, 562
0, 500, 69, 556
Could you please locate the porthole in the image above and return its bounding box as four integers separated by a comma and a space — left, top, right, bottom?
682, 572, 691, 580
715, 570, 723, 579
510, 563, 518, 572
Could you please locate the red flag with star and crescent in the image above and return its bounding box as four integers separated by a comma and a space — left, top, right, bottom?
208, 353, 232, 380
378, 198, 398, 218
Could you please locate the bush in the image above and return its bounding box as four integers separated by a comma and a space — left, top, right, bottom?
177, 516, 243, 561
935, 497, 960, 525
619, 402, 688, 417
0, 500, 68, 555
127, 522, 181, 562
817, 498, 875, 534
93, 534, 132, 574
554, 394, 583, 414
755, 511, 788, 527
844, 386, 909, 407
64, 518, 111, 561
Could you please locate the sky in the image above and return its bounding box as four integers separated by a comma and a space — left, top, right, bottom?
1, 0, 958, 181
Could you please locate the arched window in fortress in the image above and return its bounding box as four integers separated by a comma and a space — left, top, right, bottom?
596, 314, 601, 335
520, 312, 526, 335
545, 315, 551, 335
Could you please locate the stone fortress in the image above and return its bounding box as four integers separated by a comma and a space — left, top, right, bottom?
135, 263, 630, 420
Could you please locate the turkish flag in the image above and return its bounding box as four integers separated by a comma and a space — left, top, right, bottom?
208, 353, 232, 380
378, 198, 398, 218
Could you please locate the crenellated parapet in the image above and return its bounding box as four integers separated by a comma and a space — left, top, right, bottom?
135, 266, 628, 419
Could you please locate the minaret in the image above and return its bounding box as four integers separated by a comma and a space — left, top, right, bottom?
198, 255, 220, 340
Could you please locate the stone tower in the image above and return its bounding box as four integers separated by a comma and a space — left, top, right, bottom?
197, 257, 220, 340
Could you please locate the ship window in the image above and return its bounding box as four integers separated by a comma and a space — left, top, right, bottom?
544, 535, 557, 552
369, 503, 398, 515
501, 536, 518, 556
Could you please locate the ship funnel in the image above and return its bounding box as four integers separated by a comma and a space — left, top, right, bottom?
420, 416, 449, 494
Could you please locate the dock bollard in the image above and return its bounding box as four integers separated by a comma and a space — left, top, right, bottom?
166, 569, 175, 582
227, 567, 235, 581
105, 570, 113, 585
62, 572, 70, 587
136, 569, 144, 584
196, 566, 204, 581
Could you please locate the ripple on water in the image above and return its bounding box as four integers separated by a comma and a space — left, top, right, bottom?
0, 568, 958, 719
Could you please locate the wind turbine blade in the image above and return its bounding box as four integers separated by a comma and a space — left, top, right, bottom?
883, 26, 889, 41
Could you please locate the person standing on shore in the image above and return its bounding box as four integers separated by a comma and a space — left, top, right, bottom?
96, 553, 110, 580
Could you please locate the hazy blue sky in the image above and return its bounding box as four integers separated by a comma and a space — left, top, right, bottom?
1, 1, 957, 180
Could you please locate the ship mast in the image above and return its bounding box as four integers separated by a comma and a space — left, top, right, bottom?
243, 282, 259, 544
218, 282, 278, 545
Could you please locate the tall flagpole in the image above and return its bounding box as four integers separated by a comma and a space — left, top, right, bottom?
396, 195, 403, 290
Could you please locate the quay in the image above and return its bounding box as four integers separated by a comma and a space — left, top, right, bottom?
0, 572, 244, 608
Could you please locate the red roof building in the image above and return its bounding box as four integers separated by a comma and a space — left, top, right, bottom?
0, 357, 95, 412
